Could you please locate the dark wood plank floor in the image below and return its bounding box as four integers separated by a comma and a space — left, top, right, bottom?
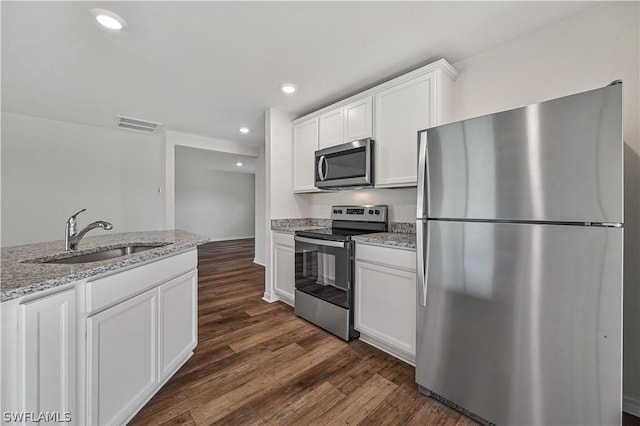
130, 238, 474, 425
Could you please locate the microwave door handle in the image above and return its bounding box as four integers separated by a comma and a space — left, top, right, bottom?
318, 155, 327, 181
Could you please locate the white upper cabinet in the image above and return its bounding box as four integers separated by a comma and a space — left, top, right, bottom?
293, 116, 320, 193
374, 62, 458, 188
319, 95, 373, 149
292, 59, 457, 191
319, 107, 344, 149
374, 74, 433, 187
343, 97, 373, 143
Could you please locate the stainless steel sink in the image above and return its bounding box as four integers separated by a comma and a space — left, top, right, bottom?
38, 244, 168, 264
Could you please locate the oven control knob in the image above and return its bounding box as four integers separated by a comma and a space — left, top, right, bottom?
338, 209, 343, 214
375, 209, 380, 215
368, 209, 374, 214
333, 209, 338, 214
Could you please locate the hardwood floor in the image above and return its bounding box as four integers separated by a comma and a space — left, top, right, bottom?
128, 239, 474, 425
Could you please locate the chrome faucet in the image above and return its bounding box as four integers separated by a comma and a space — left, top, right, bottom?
65, 209, 113, 251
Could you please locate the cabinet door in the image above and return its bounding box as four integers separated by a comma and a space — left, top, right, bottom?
319, 107, 344, 149
344, 96, 372, 142
355, 260, 416, 361
375, 73, 435, 187
158, 270, 197, 380
293, 117, 320, 193
87, 289, 158, 426
19, 288, 76, 423
272, 233, 295, 306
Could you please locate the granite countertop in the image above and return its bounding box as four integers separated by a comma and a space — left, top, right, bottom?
352, 232, 416, 250
1, 230, 209, 302
271, 218, 331, 234
272, 218, 416, 249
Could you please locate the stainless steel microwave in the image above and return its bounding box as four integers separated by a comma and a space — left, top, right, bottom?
315, 139, 374, 189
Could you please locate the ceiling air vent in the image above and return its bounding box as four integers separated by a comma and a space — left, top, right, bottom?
117, 115, 162, 134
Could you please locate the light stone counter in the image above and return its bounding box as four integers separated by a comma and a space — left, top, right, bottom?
1, 230, 209, 302
353, 232, 416, 250
270, 218, 331, 234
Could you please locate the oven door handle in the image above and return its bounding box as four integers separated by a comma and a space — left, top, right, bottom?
294, 236, 346, 248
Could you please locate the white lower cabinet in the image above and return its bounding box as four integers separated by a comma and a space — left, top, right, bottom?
87, 289, 158, 426
19, 288, 76, 424
355, 243, 416, 365
159, 271, 198, 380
271, 232, 295, 306
1, 249, 199, 426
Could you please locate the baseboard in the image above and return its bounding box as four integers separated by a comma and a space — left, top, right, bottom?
253, 258, 266, 267
624, 396, 640, 417
262, 291, 280, 303
359, 333, 415, 366
207, 235, 255, 242
274, 290, 294, 307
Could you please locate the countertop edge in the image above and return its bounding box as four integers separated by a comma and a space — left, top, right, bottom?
354, 240, 417, 251
1, 232, 209, 303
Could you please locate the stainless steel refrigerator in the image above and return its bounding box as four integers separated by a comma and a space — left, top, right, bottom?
416, 82, 623, 425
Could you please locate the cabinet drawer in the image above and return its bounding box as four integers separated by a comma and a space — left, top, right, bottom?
272, 231, 294, 247
356, 243, 416, 271
86, 249, 197, 313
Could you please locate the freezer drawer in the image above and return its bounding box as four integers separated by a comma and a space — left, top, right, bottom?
421, 84, 623, 223
416, 220, 622, 425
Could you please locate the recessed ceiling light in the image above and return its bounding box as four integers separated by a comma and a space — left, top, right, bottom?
91, 9, 126, 30
239, 127, 250, 134
281, 83, 297, 94
236, 162, 243, 167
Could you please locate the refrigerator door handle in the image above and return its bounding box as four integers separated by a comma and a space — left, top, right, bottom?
417, 131, 428, 219
416, 220, 429, 307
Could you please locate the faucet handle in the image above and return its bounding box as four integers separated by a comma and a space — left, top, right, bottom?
68, 209, 86, 223
67, 209, 87, 229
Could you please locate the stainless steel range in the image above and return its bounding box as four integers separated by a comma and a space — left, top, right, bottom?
294, 205, 388, 341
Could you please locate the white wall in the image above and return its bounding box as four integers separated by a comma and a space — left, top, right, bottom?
175, 166, 255, 240
303, 187, 416, 223
264, 108, 304, 301
1, 112, 165, 247
451, 1, 640, 409
254, 147, 266, 265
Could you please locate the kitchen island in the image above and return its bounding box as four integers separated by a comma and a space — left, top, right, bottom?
1, 230, 208, 425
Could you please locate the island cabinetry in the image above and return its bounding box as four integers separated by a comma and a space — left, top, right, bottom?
19, 287, 77, 423
83, 250, 198, 425
293, 116, 320, 193
158, 270, 198, 379
355, 243, 416, 365
86, 288, 158, 426
271, 231, 295, 306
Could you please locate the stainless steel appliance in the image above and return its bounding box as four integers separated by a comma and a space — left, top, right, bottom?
315, 139, 374, 189
294, 205, 388, 340
416, 82, 623, 425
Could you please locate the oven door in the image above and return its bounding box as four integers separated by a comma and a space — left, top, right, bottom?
294, 236, 352, 309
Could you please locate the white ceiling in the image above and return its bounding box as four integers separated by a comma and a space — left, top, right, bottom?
175, 146, 256, 174
2, 1, 604, 147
